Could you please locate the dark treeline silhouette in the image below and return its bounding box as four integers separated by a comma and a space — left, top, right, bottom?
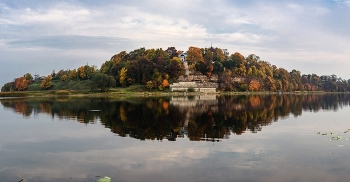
2, 94, 350, 141
3, 46, 350, 92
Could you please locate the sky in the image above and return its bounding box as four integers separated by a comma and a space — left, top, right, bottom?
1, 0, 350, 86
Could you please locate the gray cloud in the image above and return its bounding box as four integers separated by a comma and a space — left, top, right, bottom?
1, 0, 350, 86
6, 36, 133, 50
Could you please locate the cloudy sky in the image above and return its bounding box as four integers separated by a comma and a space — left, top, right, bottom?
1, 0, 350, 86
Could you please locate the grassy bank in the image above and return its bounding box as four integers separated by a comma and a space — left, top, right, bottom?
1, 79, 339, 98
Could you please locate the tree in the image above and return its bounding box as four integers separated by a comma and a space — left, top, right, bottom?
186, 46, 204, 65
213, 48, 226, 62
213, 61, 224, 74
139, 57, 154, 84
146, 80, 153, 89
1, 82, 13, 92
129, 47, 146, 60
119, 67, 128, 87
24, 73, 33, 83
162, 79, 169, 88
84, 65, 96, 79
165, 47, 178, 58
14, 77, 29, 91
230, 52, 246, 68
60, 75, 68, 81
248, 79, 260, 91
68, 69, 77, 80
167, 57, 184, 79
91, 73, 116, 92
78, 66, 86, 80
40, 75, 52, 89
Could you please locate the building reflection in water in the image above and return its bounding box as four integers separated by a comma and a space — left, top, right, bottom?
1, 93, 350, 142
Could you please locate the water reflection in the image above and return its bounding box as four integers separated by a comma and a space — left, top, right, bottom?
1, 94, 350, 142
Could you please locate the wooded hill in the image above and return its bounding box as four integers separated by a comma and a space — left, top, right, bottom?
2, 46, 350, 92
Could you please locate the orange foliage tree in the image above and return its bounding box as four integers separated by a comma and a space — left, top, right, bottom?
186, 46, 204, 65
248, 79, 260, 91
162, 79, 169, 88
14, 77, 29, 91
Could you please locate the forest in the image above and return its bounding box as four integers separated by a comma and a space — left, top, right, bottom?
2, 46, 350, 92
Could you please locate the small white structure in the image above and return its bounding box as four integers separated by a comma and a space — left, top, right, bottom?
170, 81, 217, 93
178, 51, 187, 62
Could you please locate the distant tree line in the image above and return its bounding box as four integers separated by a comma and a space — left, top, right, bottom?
2, 46, 350, 92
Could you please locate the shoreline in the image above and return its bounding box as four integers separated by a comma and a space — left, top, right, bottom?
0, 90, 348, 99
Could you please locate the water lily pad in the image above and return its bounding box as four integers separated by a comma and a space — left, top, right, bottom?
331, 136, 342, 141
319, 132, 334, 135
97, 176, 111, 182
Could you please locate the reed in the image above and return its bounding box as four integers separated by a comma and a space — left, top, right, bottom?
55, 90, 71, 95
0, 92, 28, 97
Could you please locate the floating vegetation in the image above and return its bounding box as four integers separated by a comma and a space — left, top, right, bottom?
97, 176, 111, 182
331, 136, 342, 141
317, 129, 350, 141
317, 132, 335, 135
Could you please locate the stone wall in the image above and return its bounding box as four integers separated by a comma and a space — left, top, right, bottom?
170, 81, 217, 92
170, 63, 218, 92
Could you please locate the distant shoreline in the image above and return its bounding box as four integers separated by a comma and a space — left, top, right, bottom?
1, 90, 348, 99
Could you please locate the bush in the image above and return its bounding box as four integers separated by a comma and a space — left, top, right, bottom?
239, 83, 248, 92
0, 92, 28, 97
187, 87, 195, 92
55, 90, 71, 95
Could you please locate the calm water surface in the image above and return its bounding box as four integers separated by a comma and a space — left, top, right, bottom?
1, 94, 350, 182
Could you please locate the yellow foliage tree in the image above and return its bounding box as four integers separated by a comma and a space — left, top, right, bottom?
40, 75, 52, 89
119, 67, 128, 87
78, 66, 86, 80
60, 75, 68, 81
69, 69, 77, 80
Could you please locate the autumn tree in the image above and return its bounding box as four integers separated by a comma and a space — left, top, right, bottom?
24, 73, 33, 83
230, 52, 246, 68
40, 75, 52, 89
78, 66, 86, 80
119, 67, 128, 87
248, 79, 260, 91
60, 75, 68, 81
69, 69, 77, 80
289, 69, 302, 91
162, 79, 169, 88
213, 48, 226, 62
146, 80, 153, 89
77, 65, 95, 80
186, 46, 204, 66
14, 77, 29, 91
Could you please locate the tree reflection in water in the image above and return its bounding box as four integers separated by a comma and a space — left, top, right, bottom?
2, 93, 350, 142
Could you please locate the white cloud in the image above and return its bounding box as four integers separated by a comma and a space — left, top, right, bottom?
1, 0, 350, 85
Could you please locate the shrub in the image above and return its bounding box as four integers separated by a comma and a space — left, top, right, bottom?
187, 87, 195, 92
55, 90, 71, 95
0, 92, 28, 97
